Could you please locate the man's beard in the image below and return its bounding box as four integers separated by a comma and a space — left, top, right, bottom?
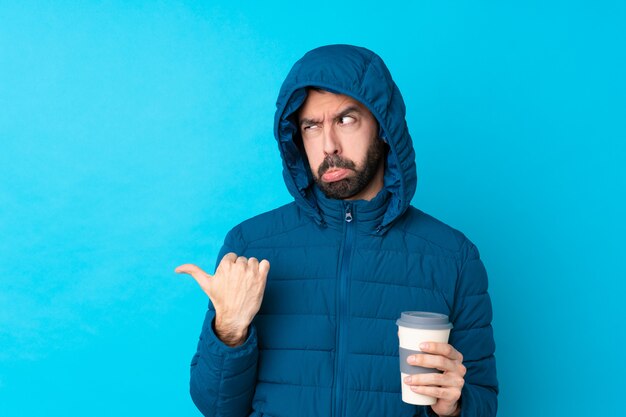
314, 138, 386, 200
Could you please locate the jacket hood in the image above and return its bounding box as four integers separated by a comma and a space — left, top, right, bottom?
273, 44, 417, 234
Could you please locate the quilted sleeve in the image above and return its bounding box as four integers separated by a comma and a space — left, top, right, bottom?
449, 240, 499, 417
189, 226, 259, 417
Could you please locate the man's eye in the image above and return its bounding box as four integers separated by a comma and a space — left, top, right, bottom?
303, 125, 319, 131
339, 116, 356, 125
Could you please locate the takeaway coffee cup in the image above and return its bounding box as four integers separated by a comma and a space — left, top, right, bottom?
396, 311, 453, 405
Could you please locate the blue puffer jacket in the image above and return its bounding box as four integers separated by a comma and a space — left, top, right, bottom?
190, 45, 498, 417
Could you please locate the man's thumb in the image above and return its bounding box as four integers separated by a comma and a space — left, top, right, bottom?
175, 263, 212, 288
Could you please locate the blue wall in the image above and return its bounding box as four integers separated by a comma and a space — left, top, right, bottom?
1, 1, 624, 415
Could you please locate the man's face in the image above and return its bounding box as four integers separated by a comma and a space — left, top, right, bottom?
298, 89, 385, 201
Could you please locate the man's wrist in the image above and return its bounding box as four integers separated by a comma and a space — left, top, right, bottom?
213, 316, 248, 347
429, 400, 461, 417
448, 401, 461, 417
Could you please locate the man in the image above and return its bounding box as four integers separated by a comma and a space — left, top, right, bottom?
176, 44, 498, 417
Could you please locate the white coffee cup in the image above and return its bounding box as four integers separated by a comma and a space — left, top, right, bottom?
396, 311, 453, 405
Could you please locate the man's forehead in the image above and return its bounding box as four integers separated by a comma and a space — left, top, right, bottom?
298, 89, 368, 118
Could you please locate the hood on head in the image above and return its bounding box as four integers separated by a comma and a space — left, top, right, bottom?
273, 44, 417, 233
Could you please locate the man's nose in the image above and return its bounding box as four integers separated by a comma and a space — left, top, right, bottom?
323, 126, 340, 155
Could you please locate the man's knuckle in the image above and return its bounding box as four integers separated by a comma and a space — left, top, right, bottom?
459, 363, 467, 376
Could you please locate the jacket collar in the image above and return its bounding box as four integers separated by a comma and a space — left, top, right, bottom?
312, 185, 391, 235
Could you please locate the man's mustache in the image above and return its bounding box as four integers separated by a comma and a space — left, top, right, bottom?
318, 155, 356, 177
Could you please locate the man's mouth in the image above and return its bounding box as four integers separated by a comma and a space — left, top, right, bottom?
321, 168, 351, 182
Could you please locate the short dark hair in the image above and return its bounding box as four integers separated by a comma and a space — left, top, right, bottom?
306, 86, 327, 94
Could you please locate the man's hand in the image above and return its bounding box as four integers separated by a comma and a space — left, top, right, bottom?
175, 253, 270, 347
404, 342, 466, 417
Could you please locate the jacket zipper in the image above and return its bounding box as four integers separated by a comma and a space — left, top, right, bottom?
334, 203, 355, 417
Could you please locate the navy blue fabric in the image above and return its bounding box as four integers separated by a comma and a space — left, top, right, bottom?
190, 44, 498, 417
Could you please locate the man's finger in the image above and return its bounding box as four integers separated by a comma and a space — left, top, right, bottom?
259, 259, 270, 276
175, 263, 212, 288
410, 385, 460, 402
223, 252, 238, 263
404, 372, 464, 389
419, 342, 463, 361
248, 257, 260, 271
408, 353, 455, 373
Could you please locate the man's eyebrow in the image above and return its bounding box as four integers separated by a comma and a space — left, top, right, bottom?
333, 105, 362, 121
299, 105, 363, 127
299, 117, 320, 127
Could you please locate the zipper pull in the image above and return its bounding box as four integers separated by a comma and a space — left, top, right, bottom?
345, 205, 353, 223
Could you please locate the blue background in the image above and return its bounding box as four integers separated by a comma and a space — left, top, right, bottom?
1, 1, 624, 416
